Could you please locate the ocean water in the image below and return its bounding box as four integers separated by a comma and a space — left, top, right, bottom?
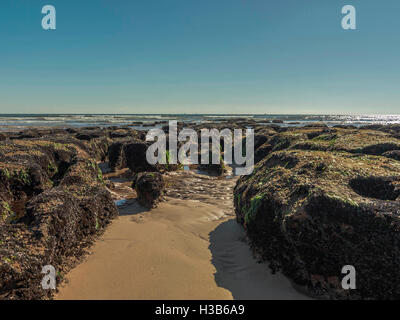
0, 114, 400, 130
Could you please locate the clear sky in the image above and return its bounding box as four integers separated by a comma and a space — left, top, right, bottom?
0, 0, 399, 114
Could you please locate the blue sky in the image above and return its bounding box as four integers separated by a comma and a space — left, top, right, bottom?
0, 0, 399, 114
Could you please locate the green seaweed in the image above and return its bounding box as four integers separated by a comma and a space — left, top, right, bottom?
244, 193, 265, 225
95, 217, 100, 231
47, 161, 58, 173
1, 201, 16, 222
1, 168, 11, 179
16, 169, 30, 184
327, 193, 359, 208
97, 167, 104, 183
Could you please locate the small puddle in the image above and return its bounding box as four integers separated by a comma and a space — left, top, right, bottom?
114, 199, 127, 207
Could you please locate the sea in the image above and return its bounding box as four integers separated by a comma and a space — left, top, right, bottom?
0, 114, 400, 130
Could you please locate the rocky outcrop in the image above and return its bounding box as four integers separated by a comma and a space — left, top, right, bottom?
251, 127, 400, 165
254, 143, 273, 164
196, 148, 227, 176
108, 140, 128, 171
0, 130, 121, 299
132, 172, 165, 208
108, 138, 181, 173
234, 149, 400, 299
383, 150, 400, 161
124, 141, 157, 173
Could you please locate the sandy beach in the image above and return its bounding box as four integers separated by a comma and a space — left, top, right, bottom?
55, 169, 309, 300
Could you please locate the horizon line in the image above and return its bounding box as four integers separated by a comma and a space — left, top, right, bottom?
1, 113, 400, 116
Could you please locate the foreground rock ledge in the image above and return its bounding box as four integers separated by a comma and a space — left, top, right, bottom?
234, 149, 400, 299
0, 129, 122, 299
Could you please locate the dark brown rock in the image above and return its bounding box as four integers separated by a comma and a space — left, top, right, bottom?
132, 172, 164, 208
123, 141, 158, 173
0, 135, 118, 299
383, 150, 400, 161
234, 149, 400, 299
108, 141, 127, 171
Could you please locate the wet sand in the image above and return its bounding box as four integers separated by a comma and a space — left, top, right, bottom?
55, 170, 309, 300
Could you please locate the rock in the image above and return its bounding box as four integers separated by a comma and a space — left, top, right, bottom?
393, 134, 400, 140
0, 133, 7, 141
333, 124, 356, 129
123, 141, 158, 173
234, 149, 400, 299
0, 223, 46, 299
349, 176, 400, 200
16, 129, 43, 139
108, 141, 127, 171
306, 130, 335, 140
0, 135, 118, 299
26, 189, 90, 260
197, 149, 227, 176
360, 124, 385, 131
361, 143, 400, 156
75, 132, 102, 141
269, 132, 306, 151
383, 150, 400, 161
108, 137, 180, 173
304, 122, 328, 128
254, 134, 269, 150
132, 172, 164, 208
109, 128, 132, 139
265, 124, 287, 132
264, 127, 400, 156
254, 143, 273, 163
65, 128, 78, 134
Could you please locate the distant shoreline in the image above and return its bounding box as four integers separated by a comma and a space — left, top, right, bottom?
1, 113, 400, 130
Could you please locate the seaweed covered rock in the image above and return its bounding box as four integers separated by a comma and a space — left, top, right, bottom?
254, 143, 273, 164
0, 224, 47, 299
0, 135, 118, 299
291, 128, 400, 155
383, 150, 400, 161
26, 169, 118, 262
109, 128, 137, 139
196, 148, 227, 176
0, 126, 154, 299
124, 140, 157, 172
108, 140, 128, 171
108, 135, 182, 173
250, 127, 400, 165
0, 139, 79, 223
132, 172, 164, 208
234, 149, 400, 299
123, 140, 181, 173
